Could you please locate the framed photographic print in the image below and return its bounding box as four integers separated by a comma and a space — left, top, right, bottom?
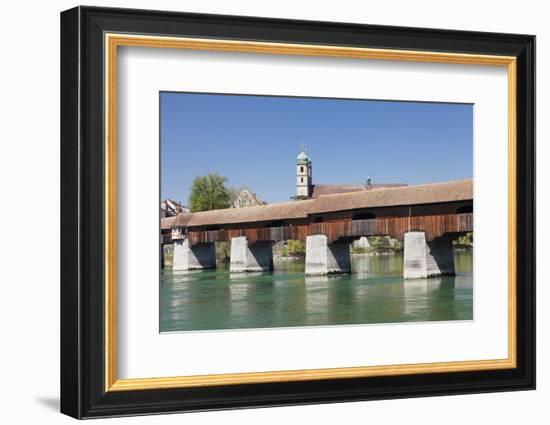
60, 6, 535, 419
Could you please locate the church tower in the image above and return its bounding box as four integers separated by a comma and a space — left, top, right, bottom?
296, 145, 312, 198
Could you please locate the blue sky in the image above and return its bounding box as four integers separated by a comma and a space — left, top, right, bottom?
161, 92, 472, 205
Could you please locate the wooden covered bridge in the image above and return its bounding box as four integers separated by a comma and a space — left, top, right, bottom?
161, 179, 473, 278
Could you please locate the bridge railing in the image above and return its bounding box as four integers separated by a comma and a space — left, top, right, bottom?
187, 225, 310, 245
186, 213, 473, 245
458, 213, 473, 233
309, 220, 376, 241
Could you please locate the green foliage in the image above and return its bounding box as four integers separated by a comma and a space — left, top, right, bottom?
350, 246, 372, 254
350, 236, 403, 254
280, 239, 306, 257
189, 173, 232, 212
454, 232, 474, 247
368, 236, 388, 248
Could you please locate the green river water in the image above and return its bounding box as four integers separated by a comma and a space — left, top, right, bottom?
160, 250, 473, 332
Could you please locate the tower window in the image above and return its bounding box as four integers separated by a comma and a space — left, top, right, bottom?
300, 166, 304, 173
301, 177, 304, 183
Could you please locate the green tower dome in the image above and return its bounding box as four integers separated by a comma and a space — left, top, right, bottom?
296, 150, 310, 163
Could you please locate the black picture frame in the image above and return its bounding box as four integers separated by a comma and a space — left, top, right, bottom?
61, 5, 535, 419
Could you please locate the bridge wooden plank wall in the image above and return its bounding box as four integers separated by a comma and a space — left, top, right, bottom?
187, 211, 473, 246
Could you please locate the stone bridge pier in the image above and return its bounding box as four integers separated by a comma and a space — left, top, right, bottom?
230, 236, 274, 273
305, 234, 351, 275
403, 231, 455, 279
173, 239, 216, 271
303, 232, 455, 278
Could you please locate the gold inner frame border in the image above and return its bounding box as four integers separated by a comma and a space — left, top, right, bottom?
104, 33, 517, 392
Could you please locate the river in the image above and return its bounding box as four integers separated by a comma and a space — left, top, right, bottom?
160, 250, 473, 332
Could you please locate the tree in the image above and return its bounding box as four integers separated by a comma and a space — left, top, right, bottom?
188, 173, 232, 212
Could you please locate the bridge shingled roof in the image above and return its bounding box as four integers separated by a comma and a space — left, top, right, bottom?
160, 214, 193, 229
161, 179, 473, 228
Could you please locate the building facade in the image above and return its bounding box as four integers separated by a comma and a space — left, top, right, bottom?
160, 199, 189, 218
232, 187, 265, 208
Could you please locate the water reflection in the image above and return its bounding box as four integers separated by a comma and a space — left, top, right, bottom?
160, 250, 473, 332
351, 253, 404, 276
